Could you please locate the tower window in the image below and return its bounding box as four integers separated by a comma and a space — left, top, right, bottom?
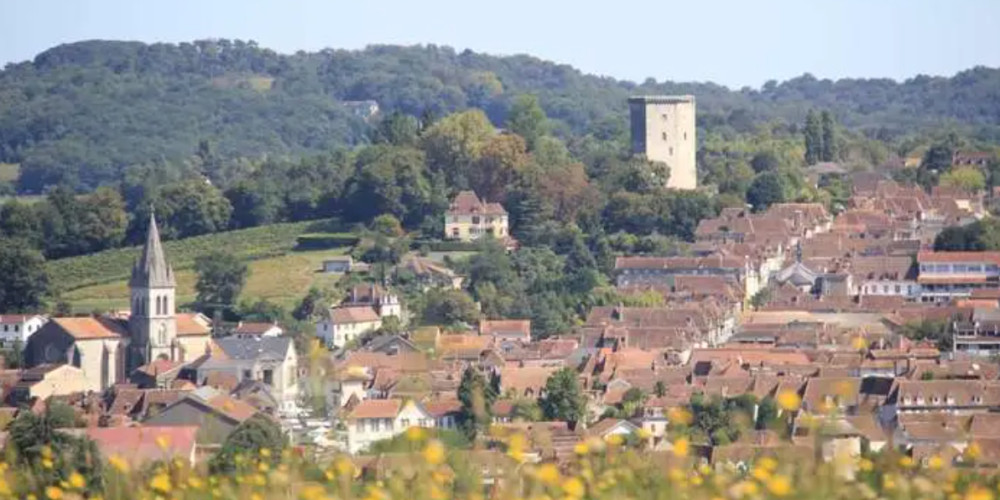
684, 132, 688, 140
662, 132, 667, 141
661, 113, 668, 120
669, 147, 674, 156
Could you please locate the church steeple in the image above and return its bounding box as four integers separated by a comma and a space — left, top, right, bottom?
130, 210, 175, 288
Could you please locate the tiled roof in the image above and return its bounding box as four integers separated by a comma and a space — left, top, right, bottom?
447, 191, 507, 216
51, 317, 127, 340
176, 313, 211, 336
0, 314, 41, 324
82, 426, 196, 464
917, 251, 1000, 264
330, 306, 380, 324
134, 359, 182, 377
214, 337, 291, 361
480, 320, 531, 338
347, 399, 402, 419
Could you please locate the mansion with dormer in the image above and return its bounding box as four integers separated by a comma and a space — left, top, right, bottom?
23, 213, 213, 393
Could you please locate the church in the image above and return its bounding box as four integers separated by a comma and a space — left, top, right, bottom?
24, 213, 213, 393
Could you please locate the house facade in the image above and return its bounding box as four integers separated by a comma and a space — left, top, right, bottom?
445, 191, 509, 242
0, 315, 47, 347
343, 399, 436, 453
317, 306, 383, 349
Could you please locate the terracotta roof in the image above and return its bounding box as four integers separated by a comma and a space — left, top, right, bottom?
970, 414, 1000, 439
348, 399, 402, 419
82, 426, 196, 464
423, 398, 462, 417
0, 315, 41, 324
480, 320, 531, 338
330, 306, 380, 324
233, 322, 278, 335
447, 191, 507, 216
500, 366, 558, 396
176, 313, 212, 337
203, 394, 258, 422
51, 317, 126, 340
917, 251, 1000, 264
135, 359, 182, 377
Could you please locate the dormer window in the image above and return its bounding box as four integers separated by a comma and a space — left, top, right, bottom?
972, 395, 983, 404
931, 396, 940, 405
946, 396, 955, 405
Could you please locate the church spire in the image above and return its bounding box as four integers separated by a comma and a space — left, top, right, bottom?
130, 210, 175, 287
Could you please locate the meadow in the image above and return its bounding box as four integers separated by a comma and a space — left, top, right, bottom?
48, 219, 352, 312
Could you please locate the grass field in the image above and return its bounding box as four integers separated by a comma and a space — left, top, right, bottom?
64, 246, 351, 313
48, 218, 351, 313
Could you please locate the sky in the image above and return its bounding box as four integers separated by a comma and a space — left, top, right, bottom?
2, 0, 999, 89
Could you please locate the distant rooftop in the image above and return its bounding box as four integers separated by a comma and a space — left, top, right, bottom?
628, 95, 695, 104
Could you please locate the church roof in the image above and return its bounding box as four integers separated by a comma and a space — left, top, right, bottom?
130, 212, 175, 288
775, 262, 818, 287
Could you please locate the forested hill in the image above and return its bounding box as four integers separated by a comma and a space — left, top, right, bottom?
2, 39, 1000, 192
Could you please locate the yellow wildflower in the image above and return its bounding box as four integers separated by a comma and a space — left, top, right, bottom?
150, 473, 172, 493
299, 485, 327, 500
672, 437, 689, 458
259, 448, 272, 458
41, 458, 53, 469
573, 442, 589, 455
668, 468, 686, 482
691, 474, 703, 486
68, 472, 86, 490
45, 486, 62, 500
928, 455, 944, 470
776, 390, 801, 412
155, 434, 170, 450
858, 458, 873, 471
751, 466, 770, 481
536, 463, 561, 485
188, 477, 204, 489
967, 486, 994, 500
605, 434, 624, 446
899, 456, 914, 468
767, 475, 792, 497
758, 456, 778, 472
508, 433, 527, 462
335, 457, 354, 476
423, 439, 445, 465
967, 442, 983, 460
406, 426, 426, 442
851, 336, 868, 351
0, 478, 10, 496
667, 407, 693, 426
562, 477, 585, 498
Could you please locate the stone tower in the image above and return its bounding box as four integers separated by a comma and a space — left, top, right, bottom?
128, 211, 177, 369
628, 95, 697, 190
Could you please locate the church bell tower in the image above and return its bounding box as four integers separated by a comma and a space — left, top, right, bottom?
128, 211, 177, 369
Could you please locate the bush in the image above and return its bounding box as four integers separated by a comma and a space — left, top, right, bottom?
294, 232, 361, 250
411, 239, 481, 252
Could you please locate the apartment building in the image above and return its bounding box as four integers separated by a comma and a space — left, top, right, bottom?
917, 251, 1000, 302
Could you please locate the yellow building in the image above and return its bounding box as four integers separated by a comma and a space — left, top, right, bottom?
444, 191, 509, 242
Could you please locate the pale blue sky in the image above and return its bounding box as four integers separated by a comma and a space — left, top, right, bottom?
2, 0, 999, 88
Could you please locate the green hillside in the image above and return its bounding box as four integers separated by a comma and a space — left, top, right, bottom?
2, 39, 1000, 192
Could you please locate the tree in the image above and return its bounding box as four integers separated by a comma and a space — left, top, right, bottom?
194, 251, 249, 317
210, 414, 285, 473
78, 186, 128, 252
511, 399, 543, 422
923, 144, 955, 173
420, 110, 495, 188
746, 172, 786, 212
470, 134, 529, 202
344, 145, 434, 227
457, 367, 497, 439
939, 166, 986, 192
7, 407, 103, 492
293, 287, 323, 321
539, 368, 586, 426
0, 238, 49, 313
820, 110, 837, 162
370, 213, 405, 237
505, 94, 548, 151
148, 180, 233, 240
654, 380, 667, 398
420, 289, 480, 326
0, 200, 41, 244
804, 110, 822, 165
371, 112, 421, 147
750, 151, 780, 173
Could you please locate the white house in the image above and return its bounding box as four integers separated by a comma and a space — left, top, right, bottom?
343, 399, 436, 453
317, 306, 382, 349
0, 314, 47, 347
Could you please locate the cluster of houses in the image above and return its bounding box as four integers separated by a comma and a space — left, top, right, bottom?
8, 176, 1000, 472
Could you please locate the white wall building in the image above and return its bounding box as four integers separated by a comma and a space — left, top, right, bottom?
0, 314, 47, 347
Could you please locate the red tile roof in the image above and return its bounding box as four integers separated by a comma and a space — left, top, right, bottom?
82, 426, 197, 465
52, 317, 127, 340
917, 251, 1000, 264
330, 306, 380, 324
234, 322, 279, 335
447, 191, 507, 216
347, 399, 402, 419
176, 313, 212, 337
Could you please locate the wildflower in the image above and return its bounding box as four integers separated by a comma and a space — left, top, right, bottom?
667, 407, 693, 426
751, 466, 770, 481
41, 458, 53, 469
691, 474, 703, 486
45, 486, 62, 500
536, 464, 561, 485
508, 433, 527, 462
758, 456, 778, 472
967, 442, 982, 460
899, 456, 914, 468
851, 336, 868, 351
698, 463, 713, 476
188, 477, 204, 489
573, 442, 589, 455
68, 472, 86, 490
928, 455, 944, 470
406, 426, 426, 442
605, 434, 624, 446
259, 448, 272, 458
0, 478, 10, 496
858, 458, 873, 471
776, 390, 801, 412
562, 478, 585, 498
334, 456, 354, 476
767, 475, 792, 497
252, 494, 264, 500
967, 486, 994, 500
668, 468, 686, 483
423, 439, 445, 465
155, 434, 170, 450
150, 473, 172, 494
299, 484, 327, 500
672, 437, 689, 458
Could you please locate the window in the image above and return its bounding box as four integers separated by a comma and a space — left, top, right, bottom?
895, 285, 901, 294
263, 369, 274, 385
451, 227, 459, 237
661, 113, 668, 120
372, 419, 381, 432
684, 132, 688, 140
243, 370, 252, 380
662, 132, 668, 141
356, 421, 364, 433
669, 147, 674, 156
472, 216, 480, 224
